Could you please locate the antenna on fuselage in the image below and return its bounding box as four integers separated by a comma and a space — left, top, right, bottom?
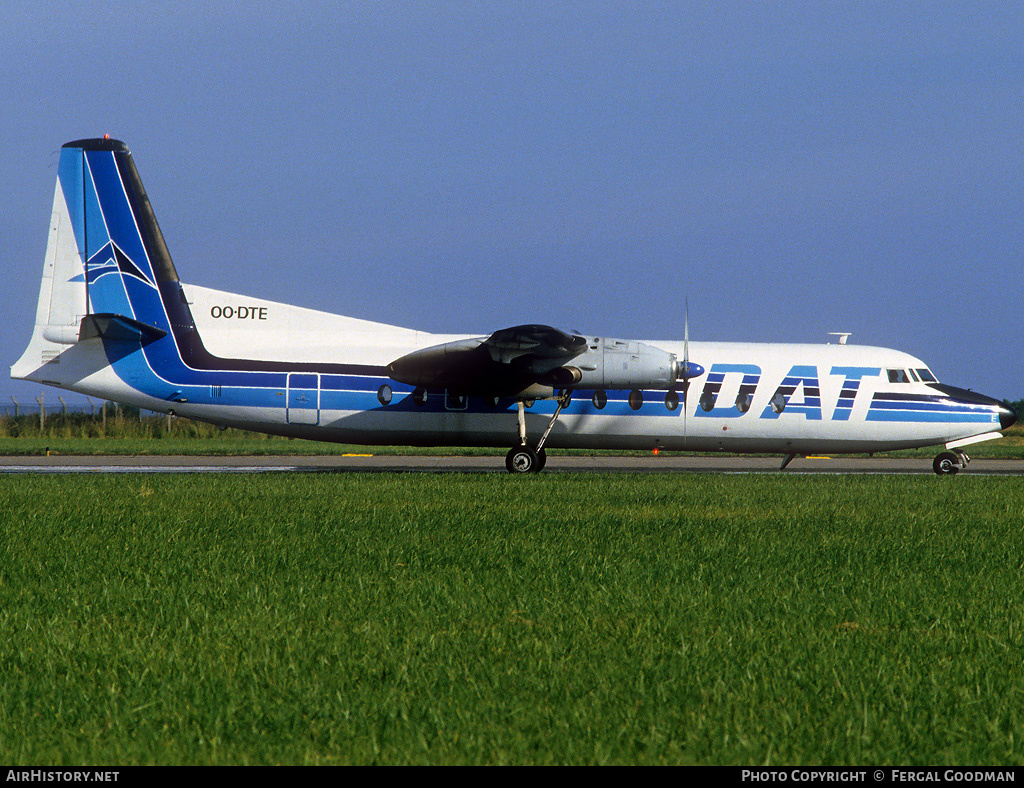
828, 332, 852, 345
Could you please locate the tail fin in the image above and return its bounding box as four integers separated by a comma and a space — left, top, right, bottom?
12, 138, 177, 385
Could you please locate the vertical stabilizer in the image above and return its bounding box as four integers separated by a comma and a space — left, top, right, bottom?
11, 138, 177, 384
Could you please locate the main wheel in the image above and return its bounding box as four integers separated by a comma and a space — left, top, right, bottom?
506, 445, 539, 474
933, 451, 961, 476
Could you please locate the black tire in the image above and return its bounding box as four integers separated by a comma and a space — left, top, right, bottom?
933, 451, 961, 476
506, 445, 539, 474
535, 447, 547, 472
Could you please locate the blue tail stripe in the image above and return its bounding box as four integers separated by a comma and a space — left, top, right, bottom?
57, 149, 86, 253
87, 151, 154, 283
83, 162, 109, 260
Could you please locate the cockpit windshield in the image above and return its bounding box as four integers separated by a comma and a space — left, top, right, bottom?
887, 368, 938, 384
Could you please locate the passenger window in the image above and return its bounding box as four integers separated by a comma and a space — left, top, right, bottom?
445, 391, 467, 410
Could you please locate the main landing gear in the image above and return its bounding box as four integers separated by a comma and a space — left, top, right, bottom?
504, 392, 570, 473
505, 444, 546, 473
933, 449, 969, 476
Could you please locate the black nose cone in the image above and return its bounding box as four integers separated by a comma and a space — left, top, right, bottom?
930, 384, 1018, 431
1000, 402, 1018, 431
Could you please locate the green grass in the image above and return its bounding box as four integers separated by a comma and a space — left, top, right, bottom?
1, 473, 1023, 764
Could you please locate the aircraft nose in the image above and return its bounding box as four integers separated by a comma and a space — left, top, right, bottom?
1000, 402, 1018, 431
930, 383, 1017, 431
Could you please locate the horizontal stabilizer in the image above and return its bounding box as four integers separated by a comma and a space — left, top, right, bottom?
79, 313, 167, 343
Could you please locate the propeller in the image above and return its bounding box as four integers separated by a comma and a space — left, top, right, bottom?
676, 300, 704, 380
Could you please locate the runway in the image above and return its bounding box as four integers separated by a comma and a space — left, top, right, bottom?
2, 454, 1022, 475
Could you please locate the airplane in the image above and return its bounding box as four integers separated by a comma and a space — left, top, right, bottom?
11, 138, 1018, 474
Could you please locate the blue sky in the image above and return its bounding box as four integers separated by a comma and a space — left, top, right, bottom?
3, 1, 1021, 406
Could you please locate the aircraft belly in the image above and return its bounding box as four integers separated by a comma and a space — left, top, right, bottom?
303, 405, 686, 450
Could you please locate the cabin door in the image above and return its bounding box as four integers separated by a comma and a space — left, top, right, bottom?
286, 373, 320, 425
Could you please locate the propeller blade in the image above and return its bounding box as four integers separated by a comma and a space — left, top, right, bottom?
677, 300, 704, 379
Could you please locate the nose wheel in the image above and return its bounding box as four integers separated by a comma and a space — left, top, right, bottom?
933, 450, 968, 476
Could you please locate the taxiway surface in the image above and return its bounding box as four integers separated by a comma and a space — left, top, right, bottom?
1, 454, 1022, 475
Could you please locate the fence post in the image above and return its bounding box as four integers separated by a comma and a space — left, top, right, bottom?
10, 397, 18, 418
35, 394, 44, 432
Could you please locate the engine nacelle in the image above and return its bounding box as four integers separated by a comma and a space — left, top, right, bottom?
387, 328, 695, 397
563, 337, 680, 390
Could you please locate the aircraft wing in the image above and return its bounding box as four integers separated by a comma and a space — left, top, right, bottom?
387, 324, 589, 395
